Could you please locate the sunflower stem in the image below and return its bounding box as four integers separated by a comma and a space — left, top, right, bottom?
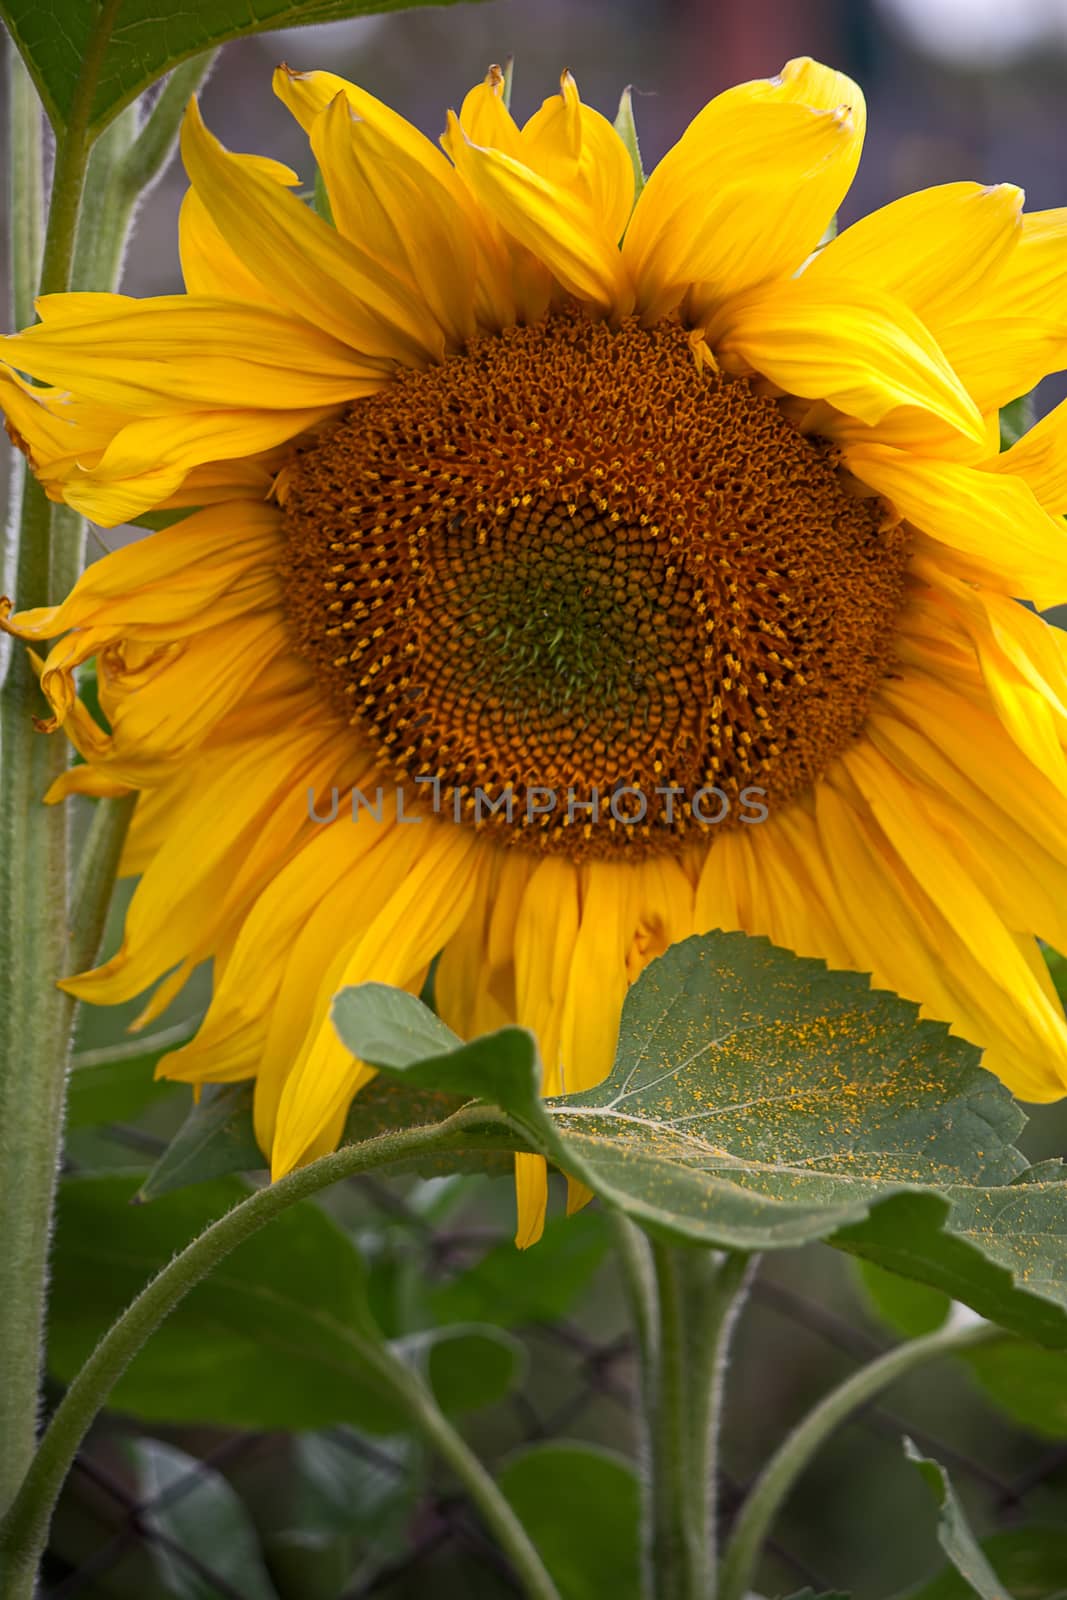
0, 1106, 560, 1600
7, 48, 43, 332
0, 40, 71, 1533
630, 1238, 752, 1600
71, 51, 216, 293
68, 792, 137, 977
0, 0, 142, 1540
716, 1317, 1004, 1600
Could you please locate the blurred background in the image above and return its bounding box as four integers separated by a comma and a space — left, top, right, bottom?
5, 0, 1067, 1596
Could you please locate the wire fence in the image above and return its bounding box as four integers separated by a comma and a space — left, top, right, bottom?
39, 1164, 1067, 1600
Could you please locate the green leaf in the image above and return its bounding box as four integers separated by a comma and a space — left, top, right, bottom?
48, 1174, 517, 1431
130, 506, 200, 533
429, 1210, 609, 1329
334, 934, 1067, 1345
127, 1437, 281, 1600
999, 391, 1036, 451
278, 1431, 412, 1539
67, 1022, 192, 1129
857, 1259, 951, 1338
311, 163, 334, 225
0, 0, 490, 138
962, 1339, 1067, 1438
139, 1067, 517, 1200
139, 1083, 264, 1200
497, 1444, 642, 1600
400, 1323, 525, 1416
903, 1440, 1012, 1600
904, 1527, 1067, 1600
613, 87, 645, 205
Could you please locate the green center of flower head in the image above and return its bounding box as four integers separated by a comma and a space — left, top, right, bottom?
280, 307, 911, 857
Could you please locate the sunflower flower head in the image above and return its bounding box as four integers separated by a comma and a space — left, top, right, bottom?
6, 56, 1067, 1247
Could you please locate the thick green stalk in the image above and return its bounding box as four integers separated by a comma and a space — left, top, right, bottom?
7, 49, 42, 331
72, 52, 215, 293
68, 792, 137, 977
0, 46, 69, 1523
685, 1252, 756, 1589
36, 0, 124, 298
648, 1242, 704, 1599
1, 0, 130, 1528
0, 1108, 559, 1600
717, 1319, 1003, 1600
641, 1244, 753, 1600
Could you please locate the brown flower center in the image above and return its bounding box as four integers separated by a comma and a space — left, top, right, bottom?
281, 309, 910, 857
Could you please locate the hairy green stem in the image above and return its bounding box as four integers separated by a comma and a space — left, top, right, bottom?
7, 49, 42, 332
0, 1107, 558, 1600
68, 792, 137, 977
0, 49, 69, 1528
686, 1252, 757, 1589
632, 1240, 752, 1600
72, 52, 215, 292
1, 0, 136, 1538
36, 0, 123, 294
648, 1243, 702, 1598
717, 1318, 1003, 1600
69, 101, 139, 292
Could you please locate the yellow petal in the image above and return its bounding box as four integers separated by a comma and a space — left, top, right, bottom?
557, 863, 633, 1095
446, 110, 632, 315
905, 561, 1067, 788
4, 294, 379, 411
933, 209, 1067, 411
804, 181, 1023, 327
514, 1152, 549, 1249
994, 393, 1067, 514
7, 500, 283, 641
866, 703, 1067, 953
180, 97, 444, 364
163, 816, 384, 1087
58, 403, 342, 526
249, 805, 422, 1144
841, 741, 1067, 1095
270, 822, 483, 1179
625, 56, 865, 321
310, 92, 478, 346
521, 72, 634, 242
274, 62, 457, 178
513, 856, 581, 1097
64, 724, 340, 1005
710, 278, 985, 445
810, 775, 1056, 1098
433, 849, 515, 1039
847, 442, 1067, 605
453, 65, 525, 160
180, 151, 298, 304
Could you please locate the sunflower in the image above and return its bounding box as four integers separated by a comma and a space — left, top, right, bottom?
5, 56, 1067, 1247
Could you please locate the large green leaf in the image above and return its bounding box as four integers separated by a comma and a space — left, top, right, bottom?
429, 1210, 610, 1330
139, 1083, 264, 1200
140, 1069, 516, 1200
904, 1527, 1067, 1600
903, 1442, 1012, 1600
332, 933, 1067, 1346
497, 1444, 642, 1600
962, 1338, 1067, 1438
1, 0, 488, 138
66, 1024, 191, 1129
856, 1260, 951, 1339
127, 1438, 281, 1600
47, 1174, 520, 1430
